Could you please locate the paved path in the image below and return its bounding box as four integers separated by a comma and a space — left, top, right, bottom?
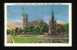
37, 35, 68, 43
7, 35, 13, 43
7, 35, 14, 43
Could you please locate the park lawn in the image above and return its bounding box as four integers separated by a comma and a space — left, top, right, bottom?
14, 35, 41, 43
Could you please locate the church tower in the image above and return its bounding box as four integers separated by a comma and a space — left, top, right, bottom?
48, 10, 56, 35
22, 7, 28, 29
51, 10, 55, 34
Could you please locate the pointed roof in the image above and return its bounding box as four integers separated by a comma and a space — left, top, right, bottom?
51, 9, 55, 23
22, 7, 28, 16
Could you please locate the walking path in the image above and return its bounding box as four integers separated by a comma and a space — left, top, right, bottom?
7, 35, 14, 43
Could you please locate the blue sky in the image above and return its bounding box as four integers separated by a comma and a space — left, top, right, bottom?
7, 5, 69, 24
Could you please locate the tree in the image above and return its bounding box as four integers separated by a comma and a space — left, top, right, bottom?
64, 23, 69, 33
23, 20, 48, 35
39, 20, 48, 32
7, 29, 11, 34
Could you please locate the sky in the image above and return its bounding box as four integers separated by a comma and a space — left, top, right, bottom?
7, 5, 69, 24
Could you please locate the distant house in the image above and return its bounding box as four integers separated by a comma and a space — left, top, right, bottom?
7, 21, 23, 31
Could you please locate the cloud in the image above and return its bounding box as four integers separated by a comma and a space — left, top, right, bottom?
43, 16, 49, 24
56, 20, 65, 24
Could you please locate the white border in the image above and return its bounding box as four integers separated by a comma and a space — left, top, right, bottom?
4, 3, 72, 47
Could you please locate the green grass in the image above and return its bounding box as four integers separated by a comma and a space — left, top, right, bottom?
8, 35, 68, 43
14, 35, 41, 43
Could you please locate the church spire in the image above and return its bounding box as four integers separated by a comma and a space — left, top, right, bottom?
48, 9, 56, 35
22, 7, 28, 29
22, 7, 28, 17
51, 9, 55, 24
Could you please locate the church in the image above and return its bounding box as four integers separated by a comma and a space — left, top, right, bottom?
20, 8, 61, 35
7, 7, 65, 35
